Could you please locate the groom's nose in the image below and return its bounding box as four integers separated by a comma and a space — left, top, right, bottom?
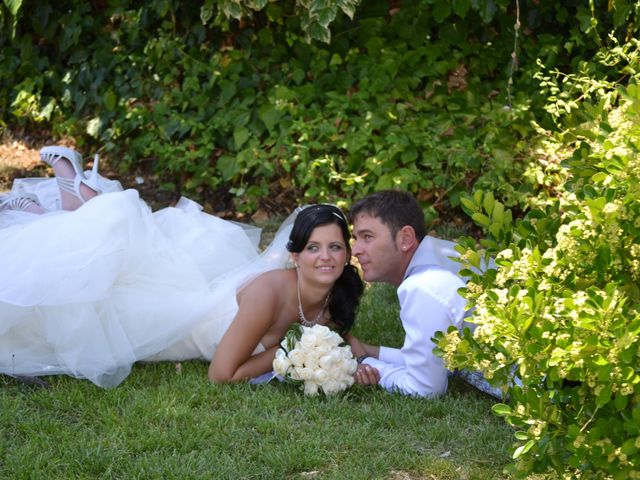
351, 239, 363, 257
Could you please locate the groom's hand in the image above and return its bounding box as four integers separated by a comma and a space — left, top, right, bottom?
354, 363, 380, 385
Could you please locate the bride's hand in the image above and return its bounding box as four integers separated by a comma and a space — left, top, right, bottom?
344, 333, 366, 357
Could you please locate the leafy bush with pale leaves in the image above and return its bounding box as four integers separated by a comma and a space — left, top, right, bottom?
434, 61, 640, 477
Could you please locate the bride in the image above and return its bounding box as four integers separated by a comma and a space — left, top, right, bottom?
0, 146, 364, 387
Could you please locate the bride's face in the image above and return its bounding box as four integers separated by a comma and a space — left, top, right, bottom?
292, 223, 348, 285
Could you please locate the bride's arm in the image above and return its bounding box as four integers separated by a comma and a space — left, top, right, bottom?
208, 276, 281, 382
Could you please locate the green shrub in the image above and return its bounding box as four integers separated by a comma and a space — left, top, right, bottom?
0, 0, 573, 216
435, 41, 640, 478
2, 1, 639, 218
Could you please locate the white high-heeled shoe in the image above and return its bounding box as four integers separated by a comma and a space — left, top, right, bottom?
0, 193, 42, 212
39, 146, 101, 204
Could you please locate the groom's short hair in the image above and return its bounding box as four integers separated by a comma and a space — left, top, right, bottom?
349, 190, 427, 241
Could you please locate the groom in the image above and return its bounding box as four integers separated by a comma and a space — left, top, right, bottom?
347, 189, 491, 397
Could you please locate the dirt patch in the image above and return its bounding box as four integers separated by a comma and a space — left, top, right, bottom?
0, 136, 48, 189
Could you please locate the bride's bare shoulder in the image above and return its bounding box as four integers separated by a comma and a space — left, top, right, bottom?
240, 269, 294, 296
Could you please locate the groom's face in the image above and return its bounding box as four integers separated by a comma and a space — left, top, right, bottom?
351, 213, 405, 286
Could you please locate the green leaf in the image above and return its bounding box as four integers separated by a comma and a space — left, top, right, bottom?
488, 222, 502, 238
482, 191, 495, 216
460, 196, 477, 214
596, 384, 612, 408
200, 0, 214, 24
315, 6, 337, 28
306, 21, 331, 43
86, 117, 103, 138
103, 90, 116, 111
520, 315, 534, 332
452, 0, 471, 17
471, 212, 491, 228
512, 440, 535, 459
615, 393, 629, 411
258, 103, 279, 132
4, 0, 22, 16
338, 0, 357, 19
217, 154, 239, 181
219, 82, 237, 106
474, 0, 498, 23
514, 431, 528, 441
222, 1, 243, 20
492, 403, 511, 416
621, 437, 639, 456
433, 2, 451, 22
40, 99, 56, 121
492, 202, 504, 224
233, 126, 250, 148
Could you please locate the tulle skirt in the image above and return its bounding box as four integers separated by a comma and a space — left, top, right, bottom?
0, 178, 294, 387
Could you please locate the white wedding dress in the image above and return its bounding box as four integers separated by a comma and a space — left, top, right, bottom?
0, 176, 295, 387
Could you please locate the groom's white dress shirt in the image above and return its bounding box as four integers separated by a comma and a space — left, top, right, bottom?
362, 236, 468, 397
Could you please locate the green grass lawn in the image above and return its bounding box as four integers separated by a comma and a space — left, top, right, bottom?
0, 283, 516, 479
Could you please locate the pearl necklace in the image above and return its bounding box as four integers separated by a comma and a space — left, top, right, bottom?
296, 271, 330, 327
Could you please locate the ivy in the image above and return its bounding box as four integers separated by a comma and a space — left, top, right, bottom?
1, 1, 639, 218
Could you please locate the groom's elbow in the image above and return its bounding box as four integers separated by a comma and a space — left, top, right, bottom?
383, 370, 448, 397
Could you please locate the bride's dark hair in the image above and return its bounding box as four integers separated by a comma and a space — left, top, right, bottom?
286, 204, 364, 334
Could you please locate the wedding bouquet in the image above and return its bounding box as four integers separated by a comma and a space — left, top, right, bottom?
272, 324, 358, 396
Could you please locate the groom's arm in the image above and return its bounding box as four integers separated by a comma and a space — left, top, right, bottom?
362, 271, 466, 397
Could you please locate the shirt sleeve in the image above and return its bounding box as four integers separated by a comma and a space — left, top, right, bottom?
366, 269, 466, 397
378, 346, 404, 365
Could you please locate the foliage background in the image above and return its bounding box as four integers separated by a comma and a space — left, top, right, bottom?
435, 35, 640, 480
3, 0, 634, 221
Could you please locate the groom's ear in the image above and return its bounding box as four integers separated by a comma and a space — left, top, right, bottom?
396, 225, 418, 253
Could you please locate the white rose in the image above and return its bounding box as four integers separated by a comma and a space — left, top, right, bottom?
303, 351, 321, 369
342, 375, 355, 388
315, 343, 332, 355
314, 326, 336, 344
329, 350, 344, 364
343, 358, 358, 375
319, 354, 334, 370
326, 364, 343, 380
328, 334, 343, 348
304, 380, 319, 396
300, 333, 318, 349
338, 345, 354, 360
314, 368, 329, 384
321, 380, 343, 395
298, 367, 315, 381
288, 349, 306, 367
289, 367, 303, 381
272, 350, 291, 376
311, 324, 331, 336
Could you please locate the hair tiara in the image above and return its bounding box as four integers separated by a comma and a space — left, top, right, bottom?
295, 203, 347, 225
